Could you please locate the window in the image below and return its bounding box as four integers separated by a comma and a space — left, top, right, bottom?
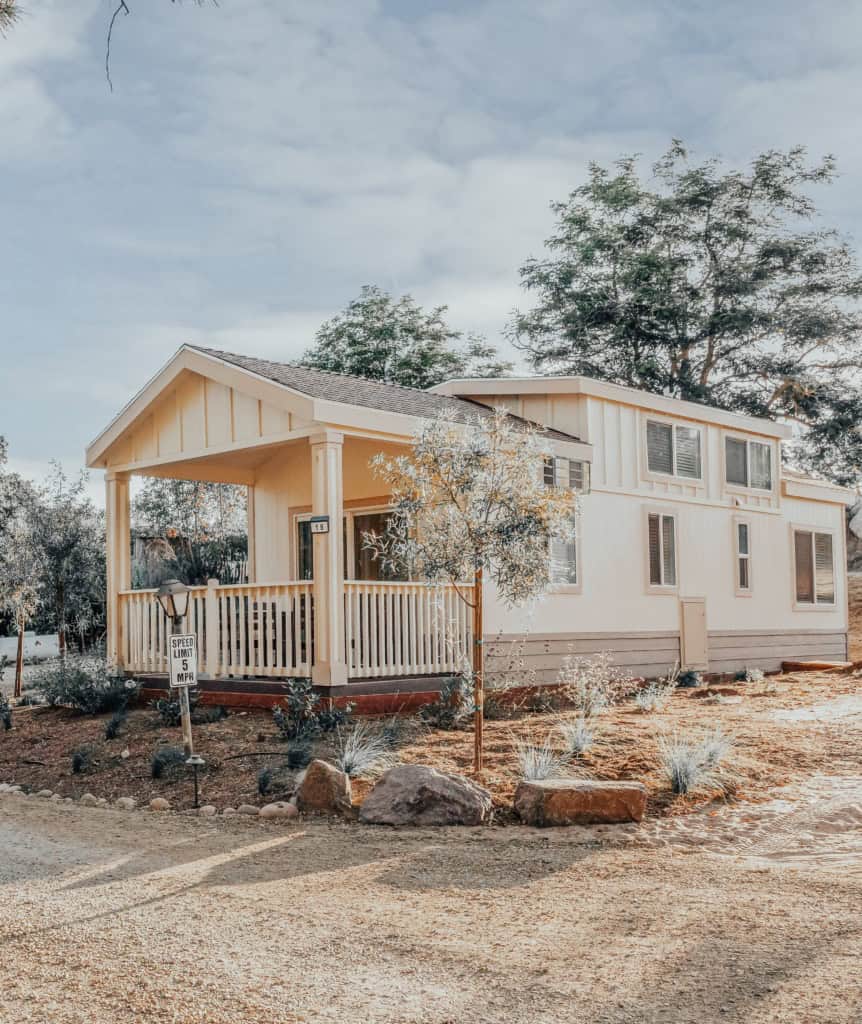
351, 511, 406, 581
725, 437, 772, 490
646, 420, 702, 480
793, 529, 835, 605
543, 456, 590, 493
647, 512, 677, 587
549, 519, 578, 585
735, 520, 751, 592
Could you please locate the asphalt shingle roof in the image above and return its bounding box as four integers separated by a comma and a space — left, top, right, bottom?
190, 345, 582, 443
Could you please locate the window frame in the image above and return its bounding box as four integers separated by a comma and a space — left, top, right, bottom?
790, 524, 838, 610
644, 506, 680, 594
543, 457, 583, 593
722, 432, 775, 494
641, 413, 704, 485
543, 455, 591, 494
733, 516, 753, 597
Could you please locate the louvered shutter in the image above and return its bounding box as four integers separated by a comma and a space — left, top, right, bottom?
648, 514, 662, 585
794, 531, 814, 603
725, 438, 748, 486
647, 421, 673, 474
661, 515, 676, 586
814, 533, 834, 603
674, 426, 702, 479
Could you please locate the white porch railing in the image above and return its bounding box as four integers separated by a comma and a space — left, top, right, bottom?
118, 581, 313, 678
119, 579, 471, 681
344, 581, 472, 679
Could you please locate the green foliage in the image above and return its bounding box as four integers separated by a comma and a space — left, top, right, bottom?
678, 670, 703, 689
512, 142, 862, 485
151, 746, 186, 780
71, 745, 96, 774
300, 285, 512, 390
285, 742, 313, 771
152, 692, 200, 727
272, 679, 353, 741
192, 704, 229, 725
419, 675, 474, 730
35, 654, 138, 715
104, 707, 127, 740
0, 691, 11, 731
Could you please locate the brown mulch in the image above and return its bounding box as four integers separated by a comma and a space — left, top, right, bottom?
2, 668, 860, 819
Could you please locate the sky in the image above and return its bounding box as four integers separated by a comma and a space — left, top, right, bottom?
2, 0, 862, 505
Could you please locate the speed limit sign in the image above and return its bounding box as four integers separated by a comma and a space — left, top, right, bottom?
168, 633, 198, 689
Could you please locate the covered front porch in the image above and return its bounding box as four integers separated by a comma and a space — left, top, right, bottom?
93, 347, 474, 692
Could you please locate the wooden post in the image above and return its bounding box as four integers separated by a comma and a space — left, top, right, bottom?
204, 578, 220, 678
14, 617, 24, 699
472, 565, 484, 774
105, 471, 131, 671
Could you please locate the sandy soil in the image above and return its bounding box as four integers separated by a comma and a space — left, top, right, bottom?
0, 791, 859, 1024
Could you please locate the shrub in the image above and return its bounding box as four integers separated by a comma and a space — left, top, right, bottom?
257, 767, 273, 796
677, 669, 703, 688
35, 655, 139, 715
152, 692, 200, 728
193, 705, 229, 725
558, 716, 594, 757
513, 733, 571, 781
71, 745, 96, 774
634, 664, 679, 714
151, 746, 187, 779
0, 691, 11, 731
657, 728, 734, 795
104, 707, 126, 740
334, 722, 397, 779
419, 675, 473, 730
285, 742, 313, 770
272, 678, 352, 741
0, 654, 8, 681
745, 667, 765, 684
557, 651, 632, 718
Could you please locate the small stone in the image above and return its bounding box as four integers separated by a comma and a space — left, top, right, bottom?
120, 749, 130, 760
237, 803, 260, 816
259, 801, 298, 820
97, 798, 108, 807
115, 797, 137, 811
222, 807, 237, 817
63, 797, 73, 804
51, 794, 63, 802
79, 793, 99, 807
198, 805, 217, 817
36, 789, 53, 799
149, 797, 171, 811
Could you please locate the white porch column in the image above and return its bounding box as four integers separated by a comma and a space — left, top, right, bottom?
246, 484, 257, 582
310, 431, 348, 685
105, 471, 131, 671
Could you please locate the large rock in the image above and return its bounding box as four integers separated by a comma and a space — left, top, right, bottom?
296, 760, 352, 815
359, 764, 492, 827
514, 779, 647, 827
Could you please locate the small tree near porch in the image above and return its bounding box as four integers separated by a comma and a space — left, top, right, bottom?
368, 410, 577, 772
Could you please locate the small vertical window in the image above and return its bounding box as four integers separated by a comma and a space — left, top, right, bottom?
736, 521, 751, 592
648, 512, 677, 587
550, 520, 578, 584
725, 437, 773, 491
794, 529, 835, 605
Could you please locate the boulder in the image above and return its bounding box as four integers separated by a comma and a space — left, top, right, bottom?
149, 797, 171, 812
36, 789, 53, 799
296, 760, 352, 815
359, 764, 492, 827
79, 793, 99, 807
115, 797, 137, 811
222, 808, 237, 817
198, 805, 217, 817
514, 779, 647, 827
259, 801, 298, 821
237, 803, 260, 816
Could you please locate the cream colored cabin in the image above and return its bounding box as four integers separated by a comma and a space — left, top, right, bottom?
87, 346, 851, 698
432, 376, 851, 679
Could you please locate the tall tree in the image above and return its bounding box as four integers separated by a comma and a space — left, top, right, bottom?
301, 285, 513, 391
511, 142, 862, 485
0, 0, 17, 34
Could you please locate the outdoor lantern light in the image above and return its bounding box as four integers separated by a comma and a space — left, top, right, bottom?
156, 579, 190, 625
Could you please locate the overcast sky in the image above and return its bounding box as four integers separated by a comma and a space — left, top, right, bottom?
2, 0, 861, 503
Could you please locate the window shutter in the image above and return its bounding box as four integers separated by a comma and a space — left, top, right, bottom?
647, 421, 673, 475
661, 515, 676, 586
674, 426, 702, 479
648, 514, 662, 585
568, 460, 585, 492
794, 531, 814, 603
814, 533, 834, 603
725, 438, 748, 486
739, 558, 750, 590
750, 442, 772, 490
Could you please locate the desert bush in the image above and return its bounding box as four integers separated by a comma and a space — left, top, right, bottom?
151, 746, 187, 779
634, 664, 679, 713
419, 675, 473, 730
745, 667, 765, 684
557, 716, 594, 757
513, 733, 571, 781
0, 654, 8, 681
193, 705, 229, 725
272, 678, 352, 741
35, 654, 138, 715
677, 669, 703, 688
557, 651, 632, 717
657, 728, 734, 795
104, 707, 126, 740
334, 722, 397, 779
285, 742, 313, 770
0, 691, 11, 731
151, 692, 200, 728
71, 745, 96, 774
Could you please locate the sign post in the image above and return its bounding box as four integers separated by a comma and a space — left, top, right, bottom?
168, 632, 198, 758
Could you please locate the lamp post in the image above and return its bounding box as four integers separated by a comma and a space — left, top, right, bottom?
155, 579, 194, 758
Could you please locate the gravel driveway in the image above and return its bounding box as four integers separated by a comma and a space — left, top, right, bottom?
1, 796, 860, 1024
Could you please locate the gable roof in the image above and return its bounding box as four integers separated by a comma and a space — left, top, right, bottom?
188, 346, 582, 444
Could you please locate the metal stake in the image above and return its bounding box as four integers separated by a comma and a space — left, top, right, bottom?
186, 755, 205, 809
